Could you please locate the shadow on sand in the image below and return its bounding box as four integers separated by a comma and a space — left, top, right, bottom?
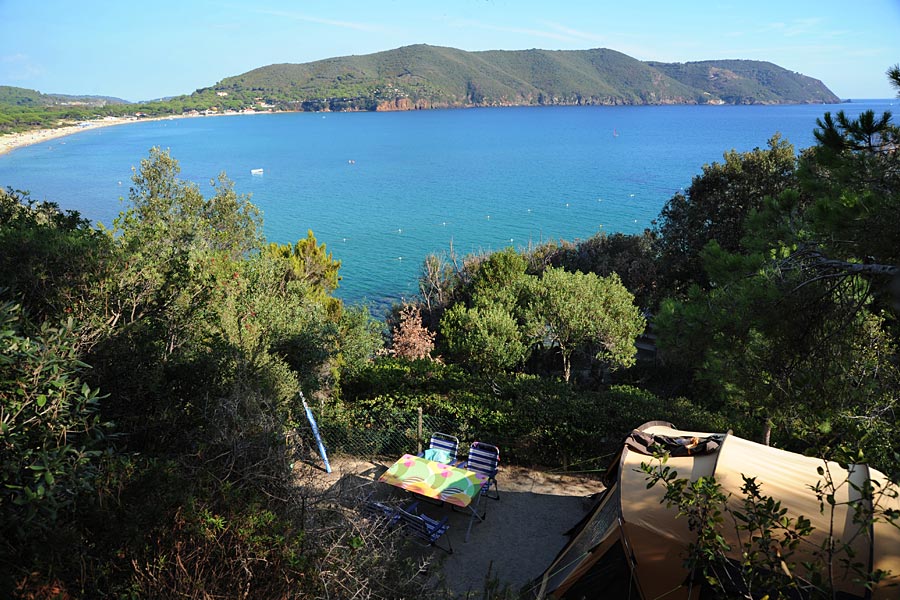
305, 457, 597, 599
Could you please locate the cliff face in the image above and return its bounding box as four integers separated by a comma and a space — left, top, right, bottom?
375, 98, 440, 111
370, 95, 721, 112
205, 45, 841, 112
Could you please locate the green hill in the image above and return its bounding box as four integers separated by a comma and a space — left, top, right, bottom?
0, 86, 46, 107
199, 45, 839, 111
0, 86, 134, 134
646, 59, 840, 104
0, 46, 841, 134
0, 85, 129, 108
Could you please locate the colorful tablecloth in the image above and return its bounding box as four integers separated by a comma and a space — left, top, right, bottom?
379, 454, 487, 508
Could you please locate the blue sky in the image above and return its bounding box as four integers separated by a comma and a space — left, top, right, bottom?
2, 0, 898, 101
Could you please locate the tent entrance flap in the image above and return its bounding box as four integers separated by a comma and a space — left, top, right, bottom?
541, 483, 624, 597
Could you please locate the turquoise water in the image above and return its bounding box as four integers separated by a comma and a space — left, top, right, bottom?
0, 100, 893, 309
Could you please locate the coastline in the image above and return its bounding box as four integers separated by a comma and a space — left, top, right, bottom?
1, 96, 849, 158
0, 117, 139, 156
0, 111, 264, 157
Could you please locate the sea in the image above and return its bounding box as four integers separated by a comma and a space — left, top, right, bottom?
0, 100, 893, 312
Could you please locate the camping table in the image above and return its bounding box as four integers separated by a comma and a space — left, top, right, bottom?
379, 453, 489, 541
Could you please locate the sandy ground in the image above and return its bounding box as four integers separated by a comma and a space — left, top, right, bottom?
0, 111, 264, 156
0, 117, 137, 156
305, 456, 602, 599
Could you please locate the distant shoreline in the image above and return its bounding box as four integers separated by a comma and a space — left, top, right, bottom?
0, 117, 135, 156
0, 111, 264, 157
1, 97, 866, 158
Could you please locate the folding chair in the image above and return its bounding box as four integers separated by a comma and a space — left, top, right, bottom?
394, 504, 453, 554
464, 441, 500, 500
420, 431, 459, 464
360, 498, 397, 526
358, 494, 415, 529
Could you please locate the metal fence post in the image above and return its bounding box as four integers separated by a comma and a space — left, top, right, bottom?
417, 407, 423, 454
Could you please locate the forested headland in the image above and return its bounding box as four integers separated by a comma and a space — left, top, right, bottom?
0, 45, 840, 134
1, 67, 898, 599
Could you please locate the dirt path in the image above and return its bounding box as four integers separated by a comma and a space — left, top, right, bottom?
308, 456, 602, 598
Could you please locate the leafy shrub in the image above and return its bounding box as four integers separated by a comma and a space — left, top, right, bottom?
0, 299, 110, 591
336, 358, 729, 469
441, 303, 528, 372
0, 188, 111, 342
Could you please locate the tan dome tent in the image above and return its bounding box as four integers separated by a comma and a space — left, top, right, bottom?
534, 421, 900, 599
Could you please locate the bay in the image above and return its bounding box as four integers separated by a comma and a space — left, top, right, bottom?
0, 100, 893, 311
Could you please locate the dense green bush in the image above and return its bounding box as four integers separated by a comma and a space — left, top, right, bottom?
441, 303, 528, 372
336, 357, 729, 469
0, 188, 111, 340
0, 151, 411, 598
0, 299, 111, 593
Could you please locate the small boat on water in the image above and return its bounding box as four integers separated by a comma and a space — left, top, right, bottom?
251, 168, 264, 175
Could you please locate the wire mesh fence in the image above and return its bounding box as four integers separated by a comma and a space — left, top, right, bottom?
312, 406, 461, 460
293, 405, 608, 474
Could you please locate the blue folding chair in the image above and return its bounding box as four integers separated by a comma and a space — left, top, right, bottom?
360, 498, 398, 526
420, 431, 459, 464
359, 493, 415, 529
394, 503, 453, 554
463, 441, 500, 500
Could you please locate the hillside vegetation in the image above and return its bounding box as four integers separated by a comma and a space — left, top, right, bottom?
205, 45, 840, 110
0, 45, 839, 133
0, 86, 131, 133
648, 59, 840, 105
0, 85, 129, 108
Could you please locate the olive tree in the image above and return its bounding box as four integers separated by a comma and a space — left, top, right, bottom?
525, 268, 645, 382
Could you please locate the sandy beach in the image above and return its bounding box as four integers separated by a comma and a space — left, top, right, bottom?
0, 116, 141, 156
0, 110, 264, 157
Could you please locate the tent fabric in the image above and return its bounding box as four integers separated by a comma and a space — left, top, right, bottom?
535, 421, 900, 600
619, 425, 720, 600
540, 487, 623, 596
